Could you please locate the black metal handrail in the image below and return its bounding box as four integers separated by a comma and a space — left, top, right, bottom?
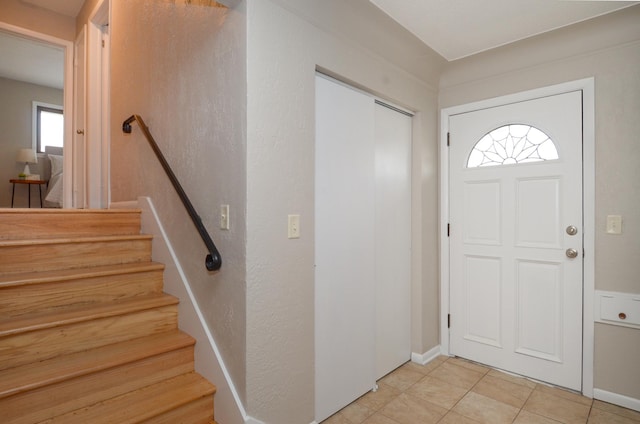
122, 114, 222, 271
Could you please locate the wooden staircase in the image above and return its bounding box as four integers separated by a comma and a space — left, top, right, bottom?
0, 209, 217, 424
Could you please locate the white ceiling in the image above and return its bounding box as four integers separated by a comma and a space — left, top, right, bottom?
369, 0, 639, 60
21, 0, 85, 17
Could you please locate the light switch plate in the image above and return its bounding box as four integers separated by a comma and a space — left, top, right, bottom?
606, 215, 622, 234
288, 214, 300, 239
220, 205, 230, 230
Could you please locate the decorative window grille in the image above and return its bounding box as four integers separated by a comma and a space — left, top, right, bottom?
467, 124, 558, 168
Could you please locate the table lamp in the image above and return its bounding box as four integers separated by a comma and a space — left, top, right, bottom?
16, 148, 37, 176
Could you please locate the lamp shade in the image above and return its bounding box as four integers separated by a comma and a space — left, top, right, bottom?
16, 148, 37, 164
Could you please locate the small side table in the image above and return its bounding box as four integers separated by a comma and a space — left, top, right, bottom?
10, 179, 46, 208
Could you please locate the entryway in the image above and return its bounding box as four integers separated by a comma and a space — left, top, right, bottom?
440, 80, 596, 395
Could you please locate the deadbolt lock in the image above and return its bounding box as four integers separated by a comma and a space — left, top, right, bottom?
566, 225, 578, 236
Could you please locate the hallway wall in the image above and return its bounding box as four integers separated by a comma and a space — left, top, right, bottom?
109, 0, 248, 418
245, 1, 444, 422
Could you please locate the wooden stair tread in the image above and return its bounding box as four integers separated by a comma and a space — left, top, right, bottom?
43, 372, 216, 424
0, 330, 195, 399
0, 234, 153, 248
0, 209, 142, 215
0, 293, 178, 337
0, 262, 165, 288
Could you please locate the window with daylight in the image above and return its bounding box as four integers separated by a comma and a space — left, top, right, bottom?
467, 124, 559, 168
35, 104, 64, 153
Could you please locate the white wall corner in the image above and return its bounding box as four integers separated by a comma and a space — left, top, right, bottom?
411, 345, 443, 365
593, 389, 640, 413
110, 197, 248, 424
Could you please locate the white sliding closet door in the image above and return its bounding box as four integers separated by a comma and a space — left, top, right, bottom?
315, 75, 376, 422
375, 102, 412, 380
315, 74, 412, 422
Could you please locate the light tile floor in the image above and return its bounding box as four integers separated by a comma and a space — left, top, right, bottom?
322, 356, 640, 424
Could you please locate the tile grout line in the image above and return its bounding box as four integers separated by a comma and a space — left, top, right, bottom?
434, 357, 488, 423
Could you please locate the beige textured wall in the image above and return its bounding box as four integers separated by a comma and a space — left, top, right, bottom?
109, 1, 441, 422
0, 0, 74, 41
246, 1, 443, 422
439, 6, 640, 401
0, 77, 63, 207
109, 0, 248, 408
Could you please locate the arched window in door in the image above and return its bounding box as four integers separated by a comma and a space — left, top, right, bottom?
467, 124, 558, 168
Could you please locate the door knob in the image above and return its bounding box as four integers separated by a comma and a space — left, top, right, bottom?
566, 248, 578, 258
76, 129, 85, 135
566, 225, 578, 236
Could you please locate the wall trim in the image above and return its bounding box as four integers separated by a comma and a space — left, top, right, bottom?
411, 345, 442, 365
439, 77, 595, 397
594, 389, 640, 413
110, 198, 248, 424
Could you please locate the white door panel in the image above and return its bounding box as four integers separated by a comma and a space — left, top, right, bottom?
315, 73, 375, 420
315, 75, 376, 422
449, 91, 583, 390
516, 177, 561, 248
374, 103, 412, 380
463, 180, 501, 245
315, 75, 412, 421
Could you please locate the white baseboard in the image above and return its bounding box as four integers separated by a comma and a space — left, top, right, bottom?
411, 345, 442, 365
593, 388, 640, 412
111, 198, 248, 424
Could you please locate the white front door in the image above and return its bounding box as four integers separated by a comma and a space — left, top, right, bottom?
449, 91, 583, 390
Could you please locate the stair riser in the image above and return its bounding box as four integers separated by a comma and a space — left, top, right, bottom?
0, 238, 152, 274
40, 373, 215, 424
0, 211, 142, 240
2, 346, 195, 424
0, 270, 164, 317
139, 396, 214, 424
0, 305, 178, 371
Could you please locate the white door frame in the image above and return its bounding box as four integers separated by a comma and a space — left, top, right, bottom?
86, 0, 110, 208
74, 25, 87, 208
439, 78, 595, 397
0, 22, 74, 208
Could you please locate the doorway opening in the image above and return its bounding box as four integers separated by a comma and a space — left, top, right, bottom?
0, 22, 73, 208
